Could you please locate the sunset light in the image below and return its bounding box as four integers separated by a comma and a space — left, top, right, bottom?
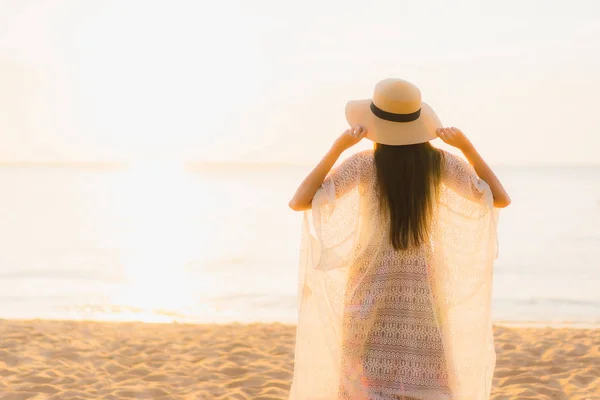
1, 1, 599, 399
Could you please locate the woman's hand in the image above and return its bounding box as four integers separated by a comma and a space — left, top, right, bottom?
333, 124, 367, 152
436, 127, 473, 151
437, 126, 511, 208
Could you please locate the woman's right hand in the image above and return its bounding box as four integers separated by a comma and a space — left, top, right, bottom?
333, 124, 367, 152
436, 127, 473, 151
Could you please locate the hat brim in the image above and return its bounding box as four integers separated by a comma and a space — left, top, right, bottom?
345, 99, 442, 145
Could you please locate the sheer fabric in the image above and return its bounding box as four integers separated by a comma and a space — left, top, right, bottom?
289, 149, 499, 400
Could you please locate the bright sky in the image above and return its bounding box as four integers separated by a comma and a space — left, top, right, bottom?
0, 0, 599, 164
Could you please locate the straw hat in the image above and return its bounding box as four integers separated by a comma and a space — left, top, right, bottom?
345, 78, 442, 145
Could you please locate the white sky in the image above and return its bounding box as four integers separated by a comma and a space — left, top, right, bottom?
0, 0, 599, 164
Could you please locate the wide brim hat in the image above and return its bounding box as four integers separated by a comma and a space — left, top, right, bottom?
345, 78, 442, 145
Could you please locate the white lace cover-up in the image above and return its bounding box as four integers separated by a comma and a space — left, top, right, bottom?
289, 149, 499, 400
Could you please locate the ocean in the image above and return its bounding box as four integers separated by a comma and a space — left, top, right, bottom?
0, 162, 598, 327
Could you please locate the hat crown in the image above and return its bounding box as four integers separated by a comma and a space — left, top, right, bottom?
372, 79, 422, 115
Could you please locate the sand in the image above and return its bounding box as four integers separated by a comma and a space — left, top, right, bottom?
0, 320, 598, 400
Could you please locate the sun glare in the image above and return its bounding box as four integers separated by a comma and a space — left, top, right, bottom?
108, 160, 201, 322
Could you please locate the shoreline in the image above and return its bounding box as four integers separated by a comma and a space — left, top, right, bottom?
2, 316, 600, 329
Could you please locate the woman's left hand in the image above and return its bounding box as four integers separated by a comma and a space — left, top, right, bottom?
333, 124, 367, 152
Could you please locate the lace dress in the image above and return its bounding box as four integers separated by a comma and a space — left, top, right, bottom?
289, 149, 499, 400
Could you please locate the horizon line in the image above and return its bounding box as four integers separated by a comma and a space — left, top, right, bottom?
0, 161, 598, 168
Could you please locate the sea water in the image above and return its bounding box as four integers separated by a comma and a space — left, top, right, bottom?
0, 163, 598, 326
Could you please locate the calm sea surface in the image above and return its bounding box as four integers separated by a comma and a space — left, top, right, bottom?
0, 163, 598, 326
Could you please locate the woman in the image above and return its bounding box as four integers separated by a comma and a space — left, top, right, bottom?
287, 79, 510, 400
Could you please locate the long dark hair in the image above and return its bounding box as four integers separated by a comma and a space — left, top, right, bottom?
374, 142, 442, 251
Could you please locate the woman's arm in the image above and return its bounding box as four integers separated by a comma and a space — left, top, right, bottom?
437, 127, 511, 208
288, 125, 366, 211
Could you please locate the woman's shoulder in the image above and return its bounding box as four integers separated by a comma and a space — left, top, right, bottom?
346, 149, 375, 172
348, 149, 374, 164
437, 148, 468, 171
437, 148, 454, 160
334, 149, 375, 181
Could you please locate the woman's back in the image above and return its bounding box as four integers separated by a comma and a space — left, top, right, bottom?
329, 146, 487, 254
335, 147, 489, 399
289, 146, 498, 400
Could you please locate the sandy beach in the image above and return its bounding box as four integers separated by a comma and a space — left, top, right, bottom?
0, 320, 598, 400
